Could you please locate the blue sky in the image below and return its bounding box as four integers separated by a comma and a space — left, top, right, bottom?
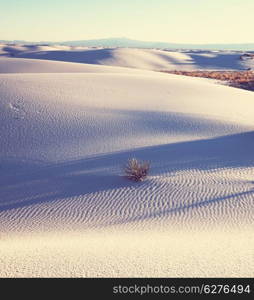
0, 0, 253, 43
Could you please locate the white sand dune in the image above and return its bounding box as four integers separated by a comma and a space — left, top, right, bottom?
1, 44, 253, 71
0, 57, 146, 73
0, 55, 254, 277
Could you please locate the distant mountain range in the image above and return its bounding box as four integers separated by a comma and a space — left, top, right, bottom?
1, 37, 254, 51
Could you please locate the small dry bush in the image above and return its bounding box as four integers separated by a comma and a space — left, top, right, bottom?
124, 158, 150, 182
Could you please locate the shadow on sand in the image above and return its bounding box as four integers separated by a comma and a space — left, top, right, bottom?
1, 131, 254, 225
1, 47, 247, 71
2, 47, 115, 64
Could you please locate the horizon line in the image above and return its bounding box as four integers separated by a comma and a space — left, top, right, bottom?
1, 37, 254, 45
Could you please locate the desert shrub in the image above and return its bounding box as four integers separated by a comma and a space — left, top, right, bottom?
162, 70, 254, 91
124, 158, 150, 182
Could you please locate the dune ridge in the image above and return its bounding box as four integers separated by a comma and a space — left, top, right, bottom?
1, 44, 253, 71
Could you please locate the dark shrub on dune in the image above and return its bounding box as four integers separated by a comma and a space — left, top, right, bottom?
124, 158, 150, 182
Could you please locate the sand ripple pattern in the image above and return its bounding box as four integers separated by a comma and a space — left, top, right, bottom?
1, 161, 254, 233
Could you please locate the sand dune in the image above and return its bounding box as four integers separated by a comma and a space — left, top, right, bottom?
0, 52, 254, 277
1, 44, 253, 71
1, 72, 254, 162
0, 57, 145, 73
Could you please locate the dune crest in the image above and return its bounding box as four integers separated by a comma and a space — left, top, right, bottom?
1, 44, 253, 71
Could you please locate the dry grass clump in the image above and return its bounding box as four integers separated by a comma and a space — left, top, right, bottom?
124, 158, 150, 182
163, 70, 254, 91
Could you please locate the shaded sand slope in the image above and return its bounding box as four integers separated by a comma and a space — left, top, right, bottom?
1, 44, 253, 71
0, 57, 144, 73
0, 68, 254, 277
1, 72, 254, 162
1, 131, 254, 232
